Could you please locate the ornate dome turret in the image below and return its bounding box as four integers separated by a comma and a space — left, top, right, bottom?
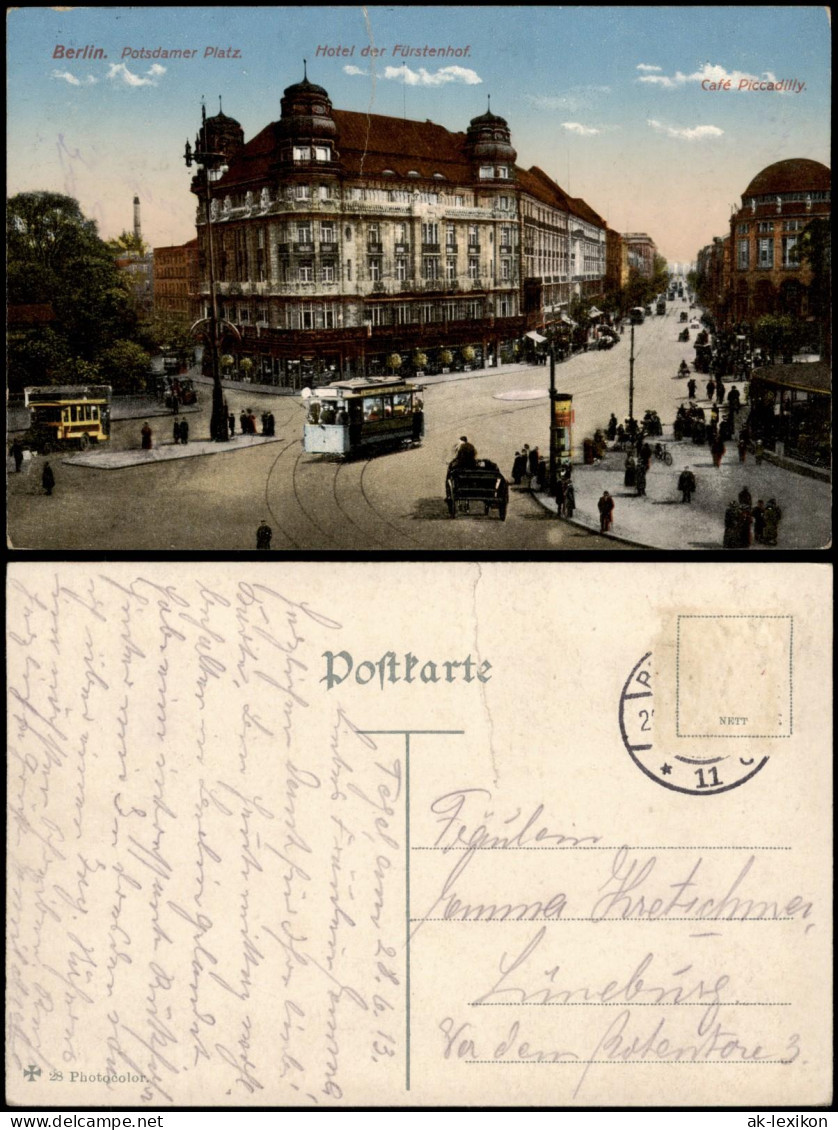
465, 97, 517, 164
278, 61, 337, 142
201, 97, 244, 164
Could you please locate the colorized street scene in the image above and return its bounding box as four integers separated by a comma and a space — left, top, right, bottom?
7, 6, 831, 550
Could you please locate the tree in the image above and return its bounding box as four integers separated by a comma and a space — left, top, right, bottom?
792, 217, 831, 360
97, 340, 151, 394
137, 310, 195, 361
7, 192, 137, 369
106, 230, 149, 256
753, 315, 800, 363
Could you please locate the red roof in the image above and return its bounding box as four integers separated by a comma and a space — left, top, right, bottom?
744, 159, 830, 197
215, 109, 605, 226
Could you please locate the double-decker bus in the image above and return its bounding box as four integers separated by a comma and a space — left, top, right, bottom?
23, 385, 112, 452
303, 377, 424, 457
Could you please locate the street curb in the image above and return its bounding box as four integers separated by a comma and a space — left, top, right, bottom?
528, 486, 653, 549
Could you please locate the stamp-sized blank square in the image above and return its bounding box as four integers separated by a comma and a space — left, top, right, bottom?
676, 615, 793, 738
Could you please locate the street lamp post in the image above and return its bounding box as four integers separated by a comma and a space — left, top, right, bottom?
548, 341, 557, 494
628, 321, 636, 431
184, 113, 228, 443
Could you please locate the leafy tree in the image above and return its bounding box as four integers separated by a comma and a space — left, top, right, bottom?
791, 217, 831, 360
97, 340, 151, 394
56, 358, 102, 385
137, 310, 196, 363
7, 327, 72, 392
7, 192, 137, 366
754, 315, 801, 362
106, 229, 149, 256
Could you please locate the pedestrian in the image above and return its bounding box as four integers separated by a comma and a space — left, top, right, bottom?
240, 410, 248, 435
42, 461, 55, 496
249, 410, 258, 435
563, 478, 575, 518
678, 466, 696, 503
511, 451, 526, 485
687, 378, 697, 399
624, 451, 636, 487
640, 441, 652, 472
261, 412, 269, 434
267, 412, 276, 437
635, 462, 647, 497
723, 501, 739, 548
256, 519, 272, 550
738, 436, 748, 463
763, 499, 782, 546
598, 490, 614, 533
11, 439, 24, 472
173, 416, 181, 445
528, 445, 540, 480
607, 413, 618, 441
711, 434, 726, 468
715, 376, 725, 404
141, 421, 153, 450
228, 412, 236, 437
171, 394, 179, 415
554, 476, 566, 515
179, 417, 189, 445
706, 379, 715, 401
753, 499, 766, 544
755, 438, 764, 465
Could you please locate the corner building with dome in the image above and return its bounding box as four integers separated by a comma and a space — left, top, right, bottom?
189, 72, 608, 385
727, 158, 830, 323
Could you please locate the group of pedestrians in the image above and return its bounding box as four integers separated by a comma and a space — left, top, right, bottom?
510, 443, 540, 485
172, 417, 190, 445
723, 488, 783, 548
233, 408, 275, 437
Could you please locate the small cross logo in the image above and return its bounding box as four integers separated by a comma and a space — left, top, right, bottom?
24, 1065, 42, 1082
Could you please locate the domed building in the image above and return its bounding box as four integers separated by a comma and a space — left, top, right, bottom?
729, 157, 830, 323
187, 72, 609, 385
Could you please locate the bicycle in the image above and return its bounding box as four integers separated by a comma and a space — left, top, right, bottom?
654, 442, 673, 466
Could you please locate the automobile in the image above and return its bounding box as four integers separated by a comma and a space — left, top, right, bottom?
680, 311, 689, 323
689, 319, 701, 330
445, 458, 509, 520
644, 304, 653, 316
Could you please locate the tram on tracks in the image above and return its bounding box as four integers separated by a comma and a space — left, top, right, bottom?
302, 376, 425, 457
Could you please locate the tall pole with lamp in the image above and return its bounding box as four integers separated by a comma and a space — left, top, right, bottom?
184, 105, 228, 443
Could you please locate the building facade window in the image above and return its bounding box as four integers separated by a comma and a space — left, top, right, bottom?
757, 238, 774, 268
293, 146, 311, 161
368, 258, 382, 281
299, 262, 313, 282
296, 221, 313, 244
467, 224, 479, 247
295, 184, 310, 200
396, 258, 407, 281
314, 146, 330, 162
423, 256, 440, 281
737, 223, 750, 235
782, 236, 798, 267
501, 259, 510, 280
479, 165, 494, 179
446, 256, 456, 280
737, 239, 750, 269
757, 221, 775, 233
468, 257, 479, 279
421, 222, 439, 246
321, 264, 335, 282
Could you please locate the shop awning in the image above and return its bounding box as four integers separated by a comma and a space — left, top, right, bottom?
561, 314, 577, 327
525, 330, 547, 342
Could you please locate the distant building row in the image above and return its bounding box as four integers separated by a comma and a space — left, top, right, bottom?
150, 73, 659, 384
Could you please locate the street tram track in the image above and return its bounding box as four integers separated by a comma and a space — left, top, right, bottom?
263, 436, 304, 548
356, 456, 425, 546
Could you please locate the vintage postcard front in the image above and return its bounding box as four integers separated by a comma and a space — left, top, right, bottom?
5, 562, 832, 1107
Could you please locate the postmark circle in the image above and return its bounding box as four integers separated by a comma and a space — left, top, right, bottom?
619, 652, 769, 795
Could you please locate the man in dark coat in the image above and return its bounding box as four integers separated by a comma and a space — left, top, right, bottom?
635, 462, 647, 497
453, 436, 477, 468
511, 451, 526, 484
256, 520, 272, 550
141, 422, 153, 450
11, 439, 24, 472
753, 499, 766, 543
598, 490, 614, 533
763, 499, 782, 545
711, 434, 726, 468
687, 378, 697, 399
228, 412, 236, 436
173, 417, 181, 444
706, 379, 715, 401
678, 467, 696, 502
179, 417, 189, 445
528, 445, 540, 479
42, 461, 55, 495
240, 410, 248, 435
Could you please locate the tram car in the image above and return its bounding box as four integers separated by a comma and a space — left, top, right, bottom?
303, 377, 424, 457
23, 385, 112, 452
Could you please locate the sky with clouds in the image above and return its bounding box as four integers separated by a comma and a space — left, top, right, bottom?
7, 5, 831, 262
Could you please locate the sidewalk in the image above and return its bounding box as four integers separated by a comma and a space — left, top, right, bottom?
533, 392, 831, 550
62, 432, 284, 470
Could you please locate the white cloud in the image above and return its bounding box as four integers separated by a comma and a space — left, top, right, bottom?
381, 64, 482, 86
526, 85, 610, 112
343, 64, 367, 76
105, 62, 166, 87
52, 70, 97, 86
647, 118, 724, 141
561, 121, 601, 136
636, 63, 662, 72
638, 62, 783, 90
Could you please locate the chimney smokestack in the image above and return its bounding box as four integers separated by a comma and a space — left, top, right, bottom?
133, 195, 141, 240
